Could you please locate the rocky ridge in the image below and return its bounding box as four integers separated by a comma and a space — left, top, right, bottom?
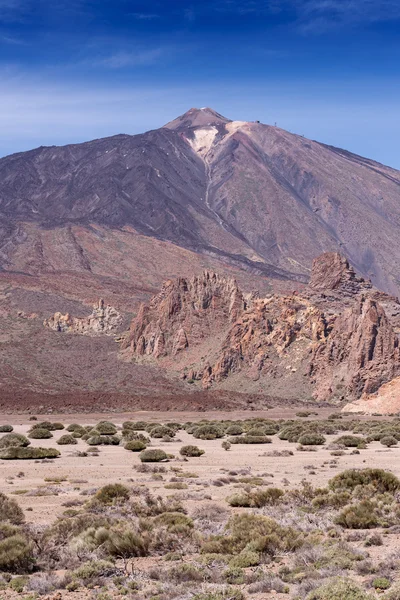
124, 252, 400, 405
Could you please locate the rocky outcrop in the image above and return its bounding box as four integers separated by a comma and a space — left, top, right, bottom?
127, 271, 245, 358
124, 254, 400, 404
310, 295, 400, 400
309, 252, 372, 295
44, 299, 122, 335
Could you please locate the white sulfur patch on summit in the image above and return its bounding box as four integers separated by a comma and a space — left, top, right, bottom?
187, 126, 218, 158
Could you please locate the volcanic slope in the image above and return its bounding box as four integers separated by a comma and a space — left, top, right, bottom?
1, 107, 400, 302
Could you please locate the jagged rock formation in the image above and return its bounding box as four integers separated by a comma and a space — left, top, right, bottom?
127, 271, 245, 358
125, 252, 400, 403
44, 299, 122, 335
309, 252, 372, 295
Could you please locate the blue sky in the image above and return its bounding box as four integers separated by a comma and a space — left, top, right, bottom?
0, 0, 399, 168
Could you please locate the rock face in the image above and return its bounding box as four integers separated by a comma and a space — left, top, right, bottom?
125, 252, 400, 403
44, 299, 122, 335
127, 271, 245, 358
309, 252, 371, 294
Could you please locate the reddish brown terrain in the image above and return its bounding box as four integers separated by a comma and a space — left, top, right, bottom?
1, 107, 400, 412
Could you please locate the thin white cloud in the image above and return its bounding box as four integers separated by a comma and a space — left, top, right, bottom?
130, 12, 160, 20
214, 0, 400, 28
87, 47, 165, 69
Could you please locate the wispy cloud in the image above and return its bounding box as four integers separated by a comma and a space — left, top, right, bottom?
88, 47, 165, 69
214, 0, 400, 30
130, 12, 160, 20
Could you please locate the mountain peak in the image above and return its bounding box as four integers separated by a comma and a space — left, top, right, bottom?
164, 107, 232, 130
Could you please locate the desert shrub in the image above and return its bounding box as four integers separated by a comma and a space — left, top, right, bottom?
251, 488, 284, 507
224, 567, 245, 584
0, 424, 13, 432
334, 435, 367, 448
0, 433, 30, 449
0, 492, 24, 524
95, 483, 130, 505
381, 436, 398, 447
247, 426, 267, 436
72, 560, 116, 583
154, 512, 193, 531
373, 578, 391, 590
202, 513, 303, 558
126, 421, 147, 430
298, 433, 326, 445
226, 424, 243, 436
0, 447, 60, 460
229, 550, 260, 568
312, 491, 351, 509
165, 482, 188, 490
140, 449, 168, 462
67, 423, 85, 432
180, 445, 204, 457
95, 421, 117, 435
86, 435, 120, 446
150, 425, 175, 438
30, 421, 63, 431
278, 424, 306, 442
193, 424, 224, 440
228, 494, 252, 508
103, 527, 148, 558
28, 428, 52, 439
193, 587, 244, 600
0, 526, 34, 573
57, 434, 78, 445
335, 500, 381, 529
329, 469, 400, 494
229, 435, 272, 444
124, 440, 147, 451
306, 578, 374, 600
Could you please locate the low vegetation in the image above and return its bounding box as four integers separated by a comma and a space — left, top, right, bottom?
1, 415, 400, 598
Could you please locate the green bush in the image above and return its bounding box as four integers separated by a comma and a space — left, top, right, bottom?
180, 445, 205, 457
334, 435, 367, 448
251, 488, 285, 507
0, 447, 60, 460
72, 560, 116, 582
139, 449, 168, 462
298, 433, 326, 445
124, 440, 147, 452
202, 513, 303, 558
329, 469, 400, 494
306, 578, 374, 600
57, 434, 78, 445
94, 484, 130, 505
373, 578, 391, 590
28, 428, 52, 439
0, 433, 30, 449
67, 424, 86, 435
150, 425, 175, 438
229, 550, 260, 568
335, 500, 381, 529
225, 424, 243, 436
0, 492, 24, 524
246, 427, 267, 437
193, 425, 224, 440
229, 435, 272, 444
87, 435, 120, 446
380, 436, 397, 447
30, 421, 64, 431
0, 527, 34, 573
95, 421, 117, 435
0, 424, 13, 432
